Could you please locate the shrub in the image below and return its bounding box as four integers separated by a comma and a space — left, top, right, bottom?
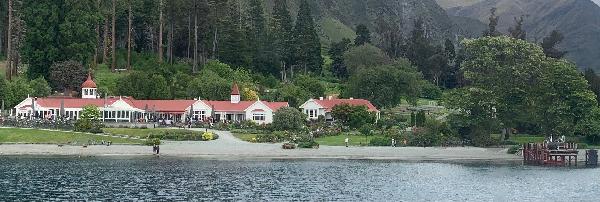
202, 132, 215, 141
507, 145, 521, 154
144, 138, 161, 146
369, 137, 392, 146
273, 107, 306, 131
410, 127, 440, 147
471, 134, 500, 147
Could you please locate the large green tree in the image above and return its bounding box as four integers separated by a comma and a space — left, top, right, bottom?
293, 0, 322, 74
22, 0, 100, 80
445, 36, 597, 140
270, 0, 295, 79
344, 59, 424, 108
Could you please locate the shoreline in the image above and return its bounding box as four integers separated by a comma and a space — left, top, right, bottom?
0, 143, 524, 163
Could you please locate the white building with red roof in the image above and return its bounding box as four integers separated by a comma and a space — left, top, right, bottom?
12, 75, 288, 124
299, 97, 380, 121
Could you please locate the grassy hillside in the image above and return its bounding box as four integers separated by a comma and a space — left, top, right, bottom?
318, 17, 356, 47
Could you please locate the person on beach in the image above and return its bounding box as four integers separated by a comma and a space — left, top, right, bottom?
152, 144, 157, 154
345, 137, 349, 147
156, 145, 160, 155
392, 138, 396, 147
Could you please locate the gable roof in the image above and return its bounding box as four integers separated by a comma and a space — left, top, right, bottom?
314, 99, 379, 112
265, 101, 289, 111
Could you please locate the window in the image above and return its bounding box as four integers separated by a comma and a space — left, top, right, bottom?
308, 109, 318, 118
252, 113, 265, 121
193, 111, 206, 120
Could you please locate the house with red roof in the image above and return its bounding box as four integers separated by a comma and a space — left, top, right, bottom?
12, 75, 288, 124
299, 97, 380, 121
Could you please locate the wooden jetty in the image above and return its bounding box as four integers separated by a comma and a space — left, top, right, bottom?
522, 143, 579, 166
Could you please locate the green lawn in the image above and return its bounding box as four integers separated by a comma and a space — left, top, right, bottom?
491, 134, 545, 144
0, 128, 143, 145
102, 128, 200, 138
316, 134, 382, 146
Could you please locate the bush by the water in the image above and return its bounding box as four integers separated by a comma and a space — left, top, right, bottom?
369, 137, 392, 146
507, 145, 521, 154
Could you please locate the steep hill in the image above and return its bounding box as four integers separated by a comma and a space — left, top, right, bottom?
437, 0, 600, 71
267, 0, 475, 47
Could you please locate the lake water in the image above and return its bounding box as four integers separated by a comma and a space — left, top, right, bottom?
0, 157, 598, 201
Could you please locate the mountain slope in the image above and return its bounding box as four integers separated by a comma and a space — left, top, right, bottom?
437, 0, 600, 71
267, 0, 473, 47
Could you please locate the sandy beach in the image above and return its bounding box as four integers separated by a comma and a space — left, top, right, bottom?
0, 128, 530, 162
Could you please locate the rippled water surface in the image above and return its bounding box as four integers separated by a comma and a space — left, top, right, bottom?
0, 157, 598, 201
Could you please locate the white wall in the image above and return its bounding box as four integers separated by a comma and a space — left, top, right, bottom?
245, 101, 274, 124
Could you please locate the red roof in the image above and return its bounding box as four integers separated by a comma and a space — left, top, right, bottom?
205, 101, 254, 112
231, 83, 240, 95
314, 99, 379, 112
36, 98, 119, 108
131, 100, 196, 113
265, 101, 289, 111
81, 73, 97, 88
29, 97, 289, 113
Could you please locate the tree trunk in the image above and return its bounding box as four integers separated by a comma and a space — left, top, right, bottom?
168, 22, 173, 64
212, 26, 217, 59
103, 18, 109, 64
6, 0, 12, 80
158, 0, 163, 63
193, 5, 198, 73
504, 128, 512, 141
111, 0, 116, 71
187, 15, 191, 59
127, 0, 132, 70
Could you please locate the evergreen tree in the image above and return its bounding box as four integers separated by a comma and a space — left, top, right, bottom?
483, 8, 501, 37
293, 0, 323, 74
508, 15, 526, 40
541, 30, 567, 59
584, 69, 600, 105
22, 0, 100, 80
246, 0, 277, 75
354, 24, 371, 46
407, 19, 437, 82
270, 0, 295, 80
218, 0, 250, 68
329, 38, 352, 79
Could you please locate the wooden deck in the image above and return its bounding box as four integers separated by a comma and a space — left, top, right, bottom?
523, 143, 578, 166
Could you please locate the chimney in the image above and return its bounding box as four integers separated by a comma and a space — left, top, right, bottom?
319, 97, 324, 100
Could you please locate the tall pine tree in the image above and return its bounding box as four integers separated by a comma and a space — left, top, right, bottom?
246, 0, 277, 75
354, 24, 371, 46
270, 0, 294, 80
293, 0, 322, 74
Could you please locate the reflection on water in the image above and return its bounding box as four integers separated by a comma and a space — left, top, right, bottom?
0, 157, 598, 201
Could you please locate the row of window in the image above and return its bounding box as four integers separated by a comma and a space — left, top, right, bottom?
252, 113, 265, 121
83, 89, 97, 96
